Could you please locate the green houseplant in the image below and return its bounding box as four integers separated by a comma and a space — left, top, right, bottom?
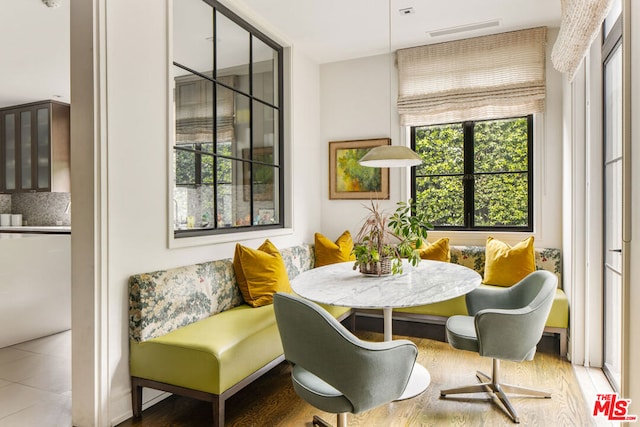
352, 200, 432, 275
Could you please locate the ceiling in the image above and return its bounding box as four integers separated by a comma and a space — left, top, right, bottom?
0, 0, 561, 109
0, 0, 69, 109
239, 0, 561, 63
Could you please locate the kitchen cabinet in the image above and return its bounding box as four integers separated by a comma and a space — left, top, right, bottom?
0, 233, 70, 348
0, 100, 70, 193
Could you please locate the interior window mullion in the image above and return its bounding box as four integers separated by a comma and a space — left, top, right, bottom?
463, 121, 475, 229
527, 114, 534, 228
195, 143, 202, 186
212, 8, 219, 229
248, 35, 254, 224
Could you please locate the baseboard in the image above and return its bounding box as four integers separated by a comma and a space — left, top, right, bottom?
110, 387, 171, 426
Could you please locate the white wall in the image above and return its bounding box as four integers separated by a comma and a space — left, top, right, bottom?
97, 1, 322, 423
563, 42, 607, 366
320, 54, 404, 240
319, 30, 564, 249
562, 62, 588, 364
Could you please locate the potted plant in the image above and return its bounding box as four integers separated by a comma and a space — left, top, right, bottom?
352, 199, 432, 275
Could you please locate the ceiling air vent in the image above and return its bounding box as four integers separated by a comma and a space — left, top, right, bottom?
427, 19, 501, 38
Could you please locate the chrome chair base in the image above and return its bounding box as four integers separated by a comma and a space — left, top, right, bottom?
440, 359, 551, 423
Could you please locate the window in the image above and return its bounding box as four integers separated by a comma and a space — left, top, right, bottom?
411, 116, 533, 231
172, 0, 283, 237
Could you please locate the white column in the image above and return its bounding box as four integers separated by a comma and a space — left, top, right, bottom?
383, 307, 393, 341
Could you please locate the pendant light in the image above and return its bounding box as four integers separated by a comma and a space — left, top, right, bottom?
358, 145, 422, 167
359, 0, 422, 169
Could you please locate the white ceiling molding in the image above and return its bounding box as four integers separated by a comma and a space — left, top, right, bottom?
551, 0, 614, 80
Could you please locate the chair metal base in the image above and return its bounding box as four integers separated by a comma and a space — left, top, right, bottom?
440, 358, 551, 423
312, 413, 347, 427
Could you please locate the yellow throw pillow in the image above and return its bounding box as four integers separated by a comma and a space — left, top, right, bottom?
314, 230, 356, 267
233, 239, 291, 307
417, 238, 451, 262
483, 236, 535, 287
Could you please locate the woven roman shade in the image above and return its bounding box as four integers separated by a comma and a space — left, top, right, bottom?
175, 75, 235, 144
396, 27, 547, 126
551, 0, 614, 80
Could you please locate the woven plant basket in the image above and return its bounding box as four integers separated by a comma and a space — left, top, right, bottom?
359, 257, 392, 275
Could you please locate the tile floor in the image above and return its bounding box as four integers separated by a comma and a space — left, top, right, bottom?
0, 330, 71, 427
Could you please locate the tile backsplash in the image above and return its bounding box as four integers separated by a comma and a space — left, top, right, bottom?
4, 192, 71, 226
0, 195, 10, 214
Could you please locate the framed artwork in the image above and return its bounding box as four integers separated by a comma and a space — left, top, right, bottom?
329, 138, 390, 200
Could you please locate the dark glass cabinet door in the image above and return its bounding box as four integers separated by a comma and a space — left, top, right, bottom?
20, 110, 33, 190
36, 107, 51, 190
0, 102, 68, 193
3, 112, 17, 192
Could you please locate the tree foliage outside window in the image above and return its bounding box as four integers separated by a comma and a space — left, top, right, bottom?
412, 116, 532, 231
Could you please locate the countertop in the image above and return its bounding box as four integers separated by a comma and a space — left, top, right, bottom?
0, 226, 71, 234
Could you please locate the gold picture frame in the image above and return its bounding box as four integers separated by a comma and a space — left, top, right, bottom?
329, 138, 390, 200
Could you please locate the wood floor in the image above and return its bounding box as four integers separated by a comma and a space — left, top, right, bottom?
117, 325, 593, 427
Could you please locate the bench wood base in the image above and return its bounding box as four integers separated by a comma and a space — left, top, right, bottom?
130, 310, 355, 426
131, 354, 285, 426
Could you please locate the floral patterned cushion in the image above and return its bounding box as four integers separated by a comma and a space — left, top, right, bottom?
129, 259, 244, 342
129, 243, 561, 343
129, 244, 316, 343
279, 244, 315, 280
450, 245, 562, 288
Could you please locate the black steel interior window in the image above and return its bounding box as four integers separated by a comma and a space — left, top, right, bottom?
173, 0, 284, 237
411, 116, 533, 231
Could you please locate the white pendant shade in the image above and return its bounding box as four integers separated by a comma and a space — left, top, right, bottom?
358, 145, 422, 168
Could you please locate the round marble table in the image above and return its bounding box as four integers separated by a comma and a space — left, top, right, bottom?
290, 259, 481, 399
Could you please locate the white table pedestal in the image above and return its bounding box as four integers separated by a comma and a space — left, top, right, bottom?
398, 363, 431, 400
383, 307, 393, 341
382, 307, 430, 398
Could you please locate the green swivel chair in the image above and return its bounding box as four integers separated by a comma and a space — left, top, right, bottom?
440, 270, 557, 423
273, 292, 418, 427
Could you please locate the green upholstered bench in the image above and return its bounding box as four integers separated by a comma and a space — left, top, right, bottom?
128, 242, 567, 427
358, 245, 569, 358
128, 244, 350, 427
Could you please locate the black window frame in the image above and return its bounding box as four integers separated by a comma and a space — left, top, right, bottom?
173, 0, 285, 238
411, 115, 534, 232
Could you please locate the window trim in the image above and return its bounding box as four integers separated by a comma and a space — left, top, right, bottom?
169, 0, 286, 241
411, 115, 534, 232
